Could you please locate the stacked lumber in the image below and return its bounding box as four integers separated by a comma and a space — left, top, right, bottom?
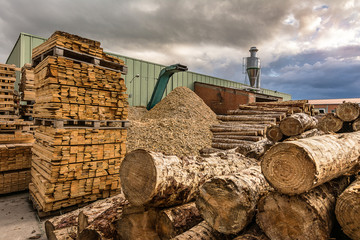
29, 31, 129, 213
0, 63, 34, 194
19, 63, 35, 119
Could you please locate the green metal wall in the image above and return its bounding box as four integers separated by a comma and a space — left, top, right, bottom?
6, 33, 291, 103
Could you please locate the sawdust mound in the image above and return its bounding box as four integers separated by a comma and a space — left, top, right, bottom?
142, 86, 217, 121
127, 87, 218, 157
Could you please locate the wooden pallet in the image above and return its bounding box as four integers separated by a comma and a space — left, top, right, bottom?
32, 46, 128, 74
34, 118, 130, 129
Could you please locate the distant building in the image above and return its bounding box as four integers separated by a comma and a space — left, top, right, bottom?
309, 98, 360, 114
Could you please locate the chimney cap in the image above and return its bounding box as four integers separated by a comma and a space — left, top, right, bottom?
249, 47, 258, 52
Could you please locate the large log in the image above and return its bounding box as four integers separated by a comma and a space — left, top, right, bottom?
317, 113, 343, 133
261, 132, 360, 194
120, 149, 257, 207
256, 178, 349, 240
235, 139, 274, 160
336, 102, 360, 122
279, 113, 317, 136
335, 177, 360, 240
196, 166, 271, 234
171, 221, 222, 240
265, 125, 283, 142
156, 202, 203, 240
115, 206, 160, 240
352, 118, 360, 131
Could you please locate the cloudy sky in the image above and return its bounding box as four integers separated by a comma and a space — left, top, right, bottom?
1, 0, 359, 99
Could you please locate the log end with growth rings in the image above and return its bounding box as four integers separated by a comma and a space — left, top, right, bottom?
261, 142, 316, 194
120, 149, 157, 206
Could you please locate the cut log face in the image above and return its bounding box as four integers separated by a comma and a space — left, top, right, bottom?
156, 202, 203, 240
120, 149, 257, 207
279, 113, 317, 136
335, 177, 360, 240
317, 113, 343, 133
257, 178, 349, 240
352, 118, 360, 131
336, 102, 360, 122
261, 132, 360, 194
266, 125, 283, 142
196, 166, 270, 234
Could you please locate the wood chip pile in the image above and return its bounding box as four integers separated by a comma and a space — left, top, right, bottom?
127, 87, 218, 157
29, 31, 129, 213
19, 63, 35, 119
0, 63, 34, 194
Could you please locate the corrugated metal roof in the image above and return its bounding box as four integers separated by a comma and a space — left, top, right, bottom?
309, 98, 360, 105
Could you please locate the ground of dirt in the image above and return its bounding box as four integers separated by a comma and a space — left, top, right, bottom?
0, 191, 46, 240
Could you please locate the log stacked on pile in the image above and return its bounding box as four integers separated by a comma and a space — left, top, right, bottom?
19, 63, 35, 119
211, 100, 313, 154
0, 63, 34, 194
29, 31, 129, 213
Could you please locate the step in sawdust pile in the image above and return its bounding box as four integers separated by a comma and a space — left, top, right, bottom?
46, 98, 360, 240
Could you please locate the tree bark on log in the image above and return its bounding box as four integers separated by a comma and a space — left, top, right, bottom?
335, 177, 360, 240
285, 129, 325, 141
212, 142, 256, 150
115, 207, 160, 240
256, 178, 349, 240
227, 109, 286, 116
214, 123, 269, 129
261, 132, 360, 194
238, 105, 291, 113
235, 139, 274, 160
352, 118, 360, 131
213, 131, 262, 136
170, 221, 221, 240
266, 125, 283, 142
336, 102, 360, 122
44, 194, 128, 240
279, 113, 317, 136
213, 135, 264, 142
196, 166, 271, 234
233, 223, 269, 240
212, 138, 263, 144
211, 127, 264, 136
120, 149, 257, 207
156, 202, 203, 240
217, 115, 276, 123
317, 113, 343, 133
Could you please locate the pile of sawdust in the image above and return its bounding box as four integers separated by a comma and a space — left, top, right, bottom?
127, 106, 148, 121
127, 87, 218, 157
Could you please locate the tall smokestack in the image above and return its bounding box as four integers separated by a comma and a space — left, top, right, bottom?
246, 47, 261, 88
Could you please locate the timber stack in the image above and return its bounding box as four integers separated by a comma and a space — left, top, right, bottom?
29, 31, 129, 213
0, 63, 34, 194
19, 63, 35, 120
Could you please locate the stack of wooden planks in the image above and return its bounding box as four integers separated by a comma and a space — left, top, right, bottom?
0, 63, 34, 195
29, 31, 129, 213
211, 100, 313, 151
19, 63, 35, 119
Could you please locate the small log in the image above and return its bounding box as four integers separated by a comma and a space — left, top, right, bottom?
257, 178, 349, 240
235, 139, 274, 160
227, 109, 286, 116
212, 138, 262, 144
156, 202, 203, 240
120, 149, 257, 207
317, 113, 343, 133
261, 132, 360, 194
336, 102, 360, 122
115, 207, 160, 240
213, 131, 261, 136
285, 129, 325, 141
279, 113, 317, 136
238, 105, 291, 113
171, 221, 222, 240
212, 142, 255, 150
217, 115, 276, 123
266, 125, 283, 142
214, 123, 269, 129
196, 166, 271, 234
213, 135, 264, 142
352, 118, 360, 131
335, 177, 360, 240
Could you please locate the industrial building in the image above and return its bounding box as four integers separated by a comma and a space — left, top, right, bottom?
309, 98, 360, 113
6, 33, 291, 107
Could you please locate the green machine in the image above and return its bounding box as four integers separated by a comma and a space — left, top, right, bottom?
146, 63, 188, 110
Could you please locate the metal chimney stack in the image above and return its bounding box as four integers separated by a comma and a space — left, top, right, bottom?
246, 47, 261, 88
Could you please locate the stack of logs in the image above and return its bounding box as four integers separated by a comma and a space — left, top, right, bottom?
0, 63, 34, 194
19, 63, 35, 120
29, 31, 129, 213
